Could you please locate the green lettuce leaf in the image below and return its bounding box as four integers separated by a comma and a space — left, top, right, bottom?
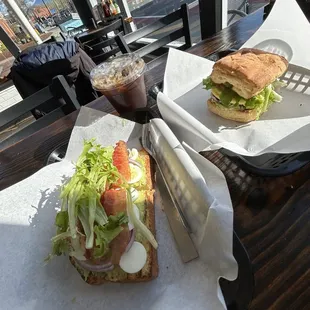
269, 89, 283, 103
95, 204, 109, 226
55, 211, 69, 233
78, 204, 91, 245
45, 211, 70, 262
203, 75, 285, 112
203, 76, 214, 90
52, 238, 69, 256
93, 212, 129, 259
48, 139, 125, 261
244, 92, 265, 109
262, 85, 272, 113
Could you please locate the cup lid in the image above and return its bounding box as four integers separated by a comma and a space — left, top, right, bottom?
90, 53, 146, 91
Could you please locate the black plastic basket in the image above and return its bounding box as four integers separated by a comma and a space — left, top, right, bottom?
148, 49, 310, 177
45, 109, 254, 310
220, 149, 310, 177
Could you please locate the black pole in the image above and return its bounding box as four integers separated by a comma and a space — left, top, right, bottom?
0, 25, 20, 57
199, 0, 223, 40
72, 0, 96, 29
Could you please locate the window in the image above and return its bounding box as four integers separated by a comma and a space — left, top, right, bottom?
227, 0, 269, 26
123, 0, 201, 43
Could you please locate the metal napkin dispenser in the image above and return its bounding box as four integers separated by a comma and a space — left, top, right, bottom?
142, 119, 216, 261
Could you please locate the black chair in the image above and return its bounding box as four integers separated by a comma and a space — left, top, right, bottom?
0, 75, 80, 150
75, 17, 129, 64
117, 4, 192, 67
81, 33, 130, 64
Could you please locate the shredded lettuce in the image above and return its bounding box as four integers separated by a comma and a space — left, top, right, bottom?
262, 84, 272, 112
269, 89, 283, 102
93, 212, 128, 258
48, 139, 123, 260
95, 204, 109, 226
78, 205, 91, 245
48, 140, 158, 263
203, 75, 285, 114
126, 189, 158, 249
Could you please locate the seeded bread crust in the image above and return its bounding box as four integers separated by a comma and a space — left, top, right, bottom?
210, 48, 288, 99
207, 99, 259, 123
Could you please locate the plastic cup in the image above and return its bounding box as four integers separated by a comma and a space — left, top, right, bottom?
90, 53, 147, 113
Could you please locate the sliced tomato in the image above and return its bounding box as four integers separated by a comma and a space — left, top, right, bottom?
112, 140, 131, 185
100, 188, 127, 216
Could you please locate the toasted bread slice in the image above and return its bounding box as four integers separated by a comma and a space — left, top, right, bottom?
211, 48, 288, 99
70, 150, 158, 284
207, 99, 259, 123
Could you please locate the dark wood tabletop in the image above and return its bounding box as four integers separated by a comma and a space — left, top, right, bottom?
0, 8, 309, 310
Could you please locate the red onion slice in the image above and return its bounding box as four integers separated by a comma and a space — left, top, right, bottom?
125, 229, 135, 252
75, 259, 114, 273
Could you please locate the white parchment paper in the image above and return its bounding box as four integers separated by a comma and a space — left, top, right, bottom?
0, 107, 237, 310
242, 0, 310, 68
158, 0, 310, 156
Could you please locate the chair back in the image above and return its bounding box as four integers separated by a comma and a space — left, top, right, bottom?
0, 75, 80, 150
75, 18, 129, 64
84, 33, 130, 64
122, 4, 192, 60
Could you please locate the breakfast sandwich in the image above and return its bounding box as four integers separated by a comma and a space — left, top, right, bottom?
203, 48, 288, 122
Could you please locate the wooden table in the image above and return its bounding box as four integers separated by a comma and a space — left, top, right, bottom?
0, 9, 309, 310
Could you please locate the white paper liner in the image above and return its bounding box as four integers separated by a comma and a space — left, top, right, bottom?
158, 49, 310, 156
0, 107, 237, 310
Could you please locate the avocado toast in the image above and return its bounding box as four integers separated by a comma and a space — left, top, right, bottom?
47, 140, 158, 284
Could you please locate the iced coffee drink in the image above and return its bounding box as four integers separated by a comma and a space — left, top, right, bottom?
90, 54, 147, 113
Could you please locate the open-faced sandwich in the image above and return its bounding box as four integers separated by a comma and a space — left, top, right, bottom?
203, 48, 288, 123
47, 139, 158, 284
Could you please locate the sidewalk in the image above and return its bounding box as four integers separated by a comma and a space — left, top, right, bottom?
0, 84, 22, 112
0, 57, 15, 79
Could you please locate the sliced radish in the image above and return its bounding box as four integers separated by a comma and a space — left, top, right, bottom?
128, 163, 142, 184
130, 187, 139, 202
128, 204, 140, 230
128, 148, 138, 160
119, 241, 147, 274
